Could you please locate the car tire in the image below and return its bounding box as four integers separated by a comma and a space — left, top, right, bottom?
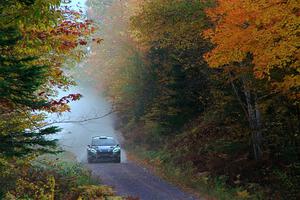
115, 157, 121, 163
87, 156, 93, 163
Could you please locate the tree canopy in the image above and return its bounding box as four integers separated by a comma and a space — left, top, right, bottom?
0, 0, 94, 157
90, 0, 299, 198
204, 0, 300, 100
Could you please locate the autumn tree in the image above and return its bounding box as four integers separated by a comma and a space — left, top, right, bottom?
0, 1, 98, 198
204, 0, 300, 160
0, 0, 94, 158
204, 0, 299, 97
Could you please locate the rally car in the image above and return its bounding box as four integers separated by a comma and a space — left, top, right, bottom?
87, 136, 121, 163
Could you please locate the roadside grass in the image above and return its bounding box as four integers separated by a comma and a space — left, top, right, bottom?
35, 152, 99, 186
126, 145, 264, 200
3, 152, 126, 200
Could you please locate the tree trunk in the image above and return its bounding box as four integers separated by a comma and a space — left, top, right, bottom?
253, 99, 263, 160
243, 79, 263, 160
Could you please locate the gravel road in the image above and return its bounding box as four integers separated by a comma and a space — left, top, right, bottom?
87, 162, 197, 200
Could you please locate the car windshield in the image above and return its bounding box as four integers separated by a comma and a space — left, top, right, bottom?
92, 138, 117, 146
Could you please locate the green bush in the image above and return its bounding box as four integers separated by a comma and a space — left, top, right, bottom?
1, 154, 123, 200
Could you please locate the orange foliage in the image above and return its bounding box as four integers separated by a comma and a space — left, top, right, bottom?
204, 0, 300, 99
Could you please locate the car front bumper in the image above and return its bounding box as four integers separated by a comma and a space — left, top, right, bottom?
88, 151, 120, 161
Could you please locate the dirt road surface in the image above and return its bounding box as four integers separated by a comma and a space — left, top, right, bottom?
87, 162, 197, 200
88, 163, 195, 200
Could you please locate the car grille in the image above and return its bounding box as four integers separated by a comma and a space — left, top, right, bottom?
97, 151, 113, 157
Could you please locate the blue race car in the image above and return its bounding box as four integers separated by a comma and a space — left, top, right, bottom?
87, 136, 121, 163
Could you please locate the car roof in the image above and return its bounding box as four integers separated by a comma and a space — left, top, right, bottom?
92, 136, 114, 140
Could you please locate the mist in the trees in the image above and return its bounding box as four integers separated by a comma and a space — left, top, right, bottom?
49, 82, 126, 162
44, 0, 125, 162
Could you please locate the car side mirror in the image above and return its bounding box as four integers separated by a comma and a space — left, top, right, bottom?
87, 144, 91, 148
116, 144, 120, 147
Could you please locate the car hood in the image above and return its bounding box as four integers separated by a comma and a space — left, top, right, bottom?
94, 145, 115, 152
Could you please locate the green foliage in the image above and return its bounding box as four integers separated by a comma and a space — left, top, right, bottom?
1, 155, 123, 200
0, 0, 94, 158
0, 0, 99, 199
109, 0, 214, 147
0, 127, 60, 157
130, 0, 213, 50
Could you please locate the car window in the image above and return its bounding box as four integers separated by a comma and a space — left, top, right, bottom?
92, 138, 117, 146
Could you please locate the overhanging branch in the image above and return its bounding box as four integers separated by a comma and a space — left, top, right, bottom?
45, 109, 116, 127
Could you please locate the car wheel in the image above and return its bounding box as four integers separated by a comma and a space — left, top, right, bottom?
87, 156, 93, 163
115, 157, 121, 163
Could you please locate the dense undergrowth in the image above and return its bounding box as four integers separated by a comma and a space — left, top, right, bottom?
120, 98, 299, 199
127, 145, 264, 200
0, 153, 124, 200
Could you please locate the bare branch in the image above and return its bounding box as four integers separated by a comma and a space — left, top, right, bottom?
44, 109, 116, 127
228, 72, 249, 120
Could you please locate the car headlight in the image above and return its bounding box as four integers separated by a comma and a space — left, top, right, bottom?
89, 148, 97, 154
113, 147, 120, 153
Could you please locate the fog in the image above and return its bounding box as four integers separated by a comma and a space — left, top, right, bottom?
49, 0, 127, 163
49, 83, 126, 162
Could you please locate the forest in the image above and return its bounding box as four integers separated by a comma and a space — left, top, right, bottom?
0, 0, 125, 199
0, 0, 299, 199
87, 0, 300, 199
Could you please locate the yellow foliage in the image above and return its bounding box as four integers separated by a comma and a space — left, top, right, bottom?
237, 190, 250, 199
74, 185, 122, 200
6, 175, 56, 200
